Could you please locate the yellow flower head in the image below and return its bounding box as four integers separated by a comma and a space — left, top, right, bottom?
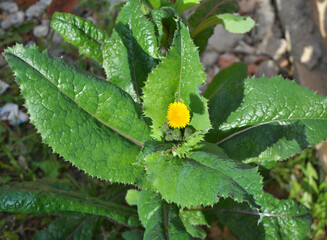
166, 102, 190, 129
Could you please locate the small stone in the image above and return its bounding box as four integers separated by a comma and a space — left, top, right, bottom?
255, 0, 275, 42
208, 25, 243, 53
213, 65, 220, 76
0, 79, 9, 94
244, 54, 269, 64
40, 0, 53, 7
1, 11, 25, 29
217, 53, 240, 69
247, 62, 259, 75
300, 44, 321, 69
255, 60, 279, 78
234, 41, 255, 54
26, 3, 47, 18
278, 57, 289, 69
239, 0, 256, 14
0, 2, 18, 13
257, 37, 288, 60
201, 50, 219, 68
33, 24, 49, 38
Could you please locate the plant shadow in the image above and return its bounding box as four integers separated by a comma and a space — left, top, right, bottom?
114, 22, 158, 98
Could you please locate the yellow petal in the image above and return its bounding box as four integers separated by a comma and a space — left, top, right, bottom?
166, 102, 190, 129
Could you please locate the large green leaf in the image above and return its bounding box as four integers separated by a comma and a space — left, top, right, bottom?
144, 147, 263, 207
4, 44, 150, 184
213, 193, 312, 240
143, 22, 211, 139
33, 215, 101, 240
51, 12, 109, 63
102, 0, 159, 103
0, 181, 139, 227
207, 76, 327, 164
137, 191, 193, 240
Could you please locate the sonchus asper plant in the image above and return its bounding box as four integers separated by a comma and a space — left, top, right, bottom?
1, 0, 323, 239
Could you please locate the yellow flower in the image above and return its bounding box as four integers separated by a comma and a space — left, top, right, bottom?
166, 102, 190, 129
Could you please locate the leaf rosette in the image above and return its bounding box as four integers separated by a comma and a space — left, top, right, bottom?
3, 0, 324, 238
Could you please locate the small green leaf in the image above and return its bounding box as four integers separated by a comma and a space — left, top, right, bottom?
203, 62, 248, 99
214, 193, 312, 240
126, 189, 141, 206
141, 0, 161, 9
192, 14, 256, 38
51, 12, 109, 63
175, 0, 200, 14
137, 140, 174, 162
188, 0, 239, 28
145, 147, 263, 207
33, 215, 101, 240
208, 76, 327, 164
180, 209, 208, 239
143, 22, 211, 139
0, 181, 140, 226
173, 131, 205, 157
4, 44, 149, 184
137, 191, 193, 240
102, 0, 159, 103
148, 7, 178, 49
189, 0, 239, 52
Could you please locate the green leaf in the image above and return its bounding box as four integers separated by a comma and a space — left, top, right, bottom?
148, 7, 178, 49
188, 0, 239, 28
179, 210, 208, 239
51, 12, 109, 63
203, 62, 248, 99
141, 0, 161, 9
207, 76, 327, 164
137, 191, 163, 227
137, 191, 193, 240
173, 131, 205, 157
214, 193, 312, 240
4, 44, 150, 185
122, 229, 144, 240
175, 0, 200, 14
189, 0, 239, 52
144, 147, 263, 207
0, 181, 140, 227
143, 22, 211, 140
33, 215, 101, 240
102, 0, 159, 103
137, 140, 174, 162
126, 189, 141, 206
192, 14, 256, 38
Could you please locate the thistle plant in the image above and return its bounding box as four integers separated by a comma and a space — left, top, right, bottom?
1, 0, 326, 239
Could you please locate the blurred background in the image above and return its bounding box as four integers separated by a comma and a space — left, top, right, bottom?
0, 0, 326, 239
